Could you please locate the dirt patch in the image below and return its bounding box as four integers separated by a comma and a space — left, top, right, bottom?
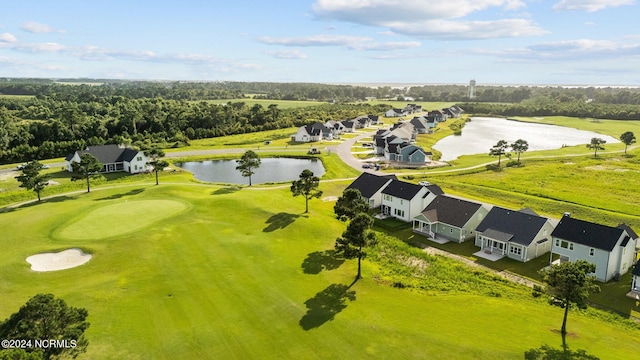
0, 170, 18, 181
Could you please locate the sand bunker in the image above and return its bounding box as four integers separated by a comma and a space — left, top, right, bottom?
26, 248, 92, 272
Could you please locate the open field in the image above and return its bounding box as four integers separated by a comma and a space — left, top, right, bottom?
415, 149, 640, 229
1, 182, 639, 359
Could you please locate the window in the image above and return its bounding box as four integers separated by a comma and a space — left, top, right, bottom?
558, 240, 573, 250
589, 248, 595, 256
543, 229, 548, 236
400, 199, 403, 205
510, 246, 522, 256
394, 209, 405, 217
384, 194, 392, 201
137, 156, 142, 161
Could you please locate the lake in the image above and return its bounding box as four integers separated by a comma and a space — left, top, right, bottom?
433, 117, 620, 161
176, 158, 325, 184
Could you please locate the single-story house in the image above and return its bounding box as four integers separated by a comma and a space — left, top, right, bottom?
409, 116, 430, 134
385, 108, 405, 117
345, 172, 397, 208
381, 180, 443, 222
65, 144, 149, 174
355, 115, 372, 129
368, 114, 380, 125
474, 207, 555, 262
325, 120, 346, 136
550, 214, 637, 282
341, 120, 357, 133
294, 123, 333, 142
413, 195, 490, 242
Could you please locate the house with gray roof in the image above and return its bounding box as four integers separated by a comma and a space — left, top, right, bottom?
413, 195, 490, 243
550, 214, 637, 282
409, 116, 430, 134
474, 207, 554, 262
381, 180, 443, 222
294, 122, 333, 142
345, 172, 397, 208
65, 144, 149, 174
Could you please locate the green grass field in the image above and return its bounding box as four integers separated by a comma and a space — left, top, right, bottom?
1, 181, 639, 359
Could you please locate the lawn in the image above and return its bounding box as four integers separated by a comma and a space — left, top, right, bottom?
1, 182, 639, 359
421, 151, 640, 229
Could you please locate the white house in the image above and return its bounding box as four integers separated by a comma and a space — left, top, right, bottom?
345, 172, 396, 208
380, 179, 443, 222
550, 214, 637, 282
294, 123, 333, 142
65, 144, 150, 174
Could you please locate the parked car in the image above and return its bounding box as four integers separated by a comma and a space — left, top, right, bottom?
17, 164, 27, 170
418, 181, 431, 186
362, 163, 372, 169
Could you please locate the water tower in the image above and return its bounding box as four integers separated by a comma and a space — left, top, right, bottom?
468, 79, 476, 99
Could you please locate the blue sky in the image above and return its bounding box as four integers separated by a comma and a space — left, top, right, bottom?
1, 0, 639, 85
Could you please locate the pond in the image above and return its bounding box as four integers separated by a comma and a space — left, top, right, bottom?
432, 117, 620, 161
176, 158, 325, 184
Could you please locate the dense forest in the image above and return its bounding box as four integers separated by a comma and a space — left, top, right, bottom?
1, 79, 640, 164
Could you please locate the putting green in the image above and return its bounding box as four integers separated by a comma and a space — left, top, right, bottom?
55, 200, 188, 240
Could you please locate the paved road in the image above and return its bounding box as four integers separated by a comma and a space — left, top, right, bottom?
328, 131, 379, 174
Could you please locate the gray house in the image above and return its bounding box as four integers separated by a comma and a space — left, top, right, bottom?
550, 214, 637, 282
413, 195, 489, 243
475, 207, 554, 262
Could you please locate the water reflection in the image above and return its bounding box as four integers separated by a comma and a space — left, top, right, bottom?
177, 158, 325, 184
433, 117, 619, 161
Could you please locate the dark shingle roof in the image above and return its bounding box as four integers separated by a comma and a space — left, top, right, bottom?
77, 145, 128, 164
69, 145, 142, 165
424, 184, 444, 196
551, 215, 624, 252
381, 179, 424, 200
476, 206, 549, 246
617, 223, 639, 239
346, 173, 393, 199
633, 264, 640, 277
421, 195, 483, 227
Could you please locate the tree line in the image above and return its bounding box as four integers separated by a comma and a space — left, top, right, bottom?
0, 93, 388, 164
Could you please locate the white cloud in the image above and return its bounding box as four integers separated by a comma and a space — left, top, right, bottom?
258, 34, 421, 51
313, 0, 526, 22
5, 42, 65, 53
259, 34, 370, 47
388, 19, 547, 39
0, 33, 17, 43
311, 0, 544, 40
21, 21, 63, 33
553, 0, 635, 12
265, 50, 309, 59
472, 39, 640, 61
